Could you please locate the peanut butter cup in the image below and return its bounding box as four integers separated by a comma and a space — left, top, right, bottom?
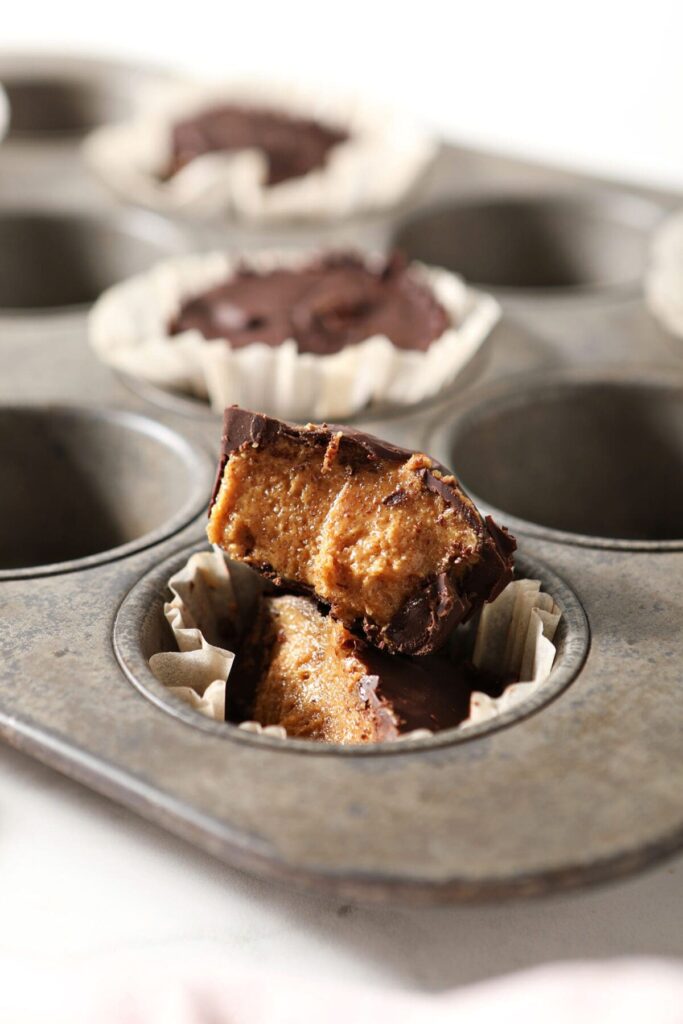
84, 84, 437, 224
207, 407, 516, 656
230, 593, 505, 743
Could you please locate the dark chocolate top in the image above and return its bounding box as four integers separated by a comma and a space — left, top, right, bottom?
212, 407, 516, 657
169, 253, 450, 355
357, 640, 507, 739
217, 403, 424, 475
166, 102, 348, 185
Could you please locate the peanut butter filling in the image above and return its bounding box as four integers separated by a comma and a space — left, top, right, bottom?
247, 595, 383, 743
207, 435, 481, 632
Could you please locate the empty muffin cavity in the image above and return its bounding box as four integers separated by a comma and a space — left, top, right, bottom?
0, 57, 177, 137
393, 193, 663, 292
5, 75, 122, 136
0, 406, 213, 577
430, 374, 683, 547
0, 209, 189, 313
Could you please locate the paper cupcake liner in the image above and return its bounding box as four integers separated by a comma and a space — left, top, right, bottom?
89, 249, 500, 421
82, 80, 437, 223
0, 85, 8, 142
149, 549, 561, 740
645, 210, 683, 338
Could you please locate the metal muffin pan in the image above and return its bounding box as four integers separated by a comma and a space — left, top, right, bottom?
0, 404, 214, 578
0, 53, 182, 138
428, 368, 683, 547
0, 53, 682, 903
0, 203, 194, 315
393, 191, 663, 293
114, 543, 589, 755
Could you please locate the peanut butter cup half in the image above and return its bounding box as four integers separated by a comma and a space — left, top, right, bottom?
208, 407, 516, 656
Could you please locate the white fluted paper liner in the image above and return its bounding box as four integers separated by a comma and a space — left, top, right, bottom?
646, 210, 683, 338
149, 549, 561, 739
82, 80, 437, 223
149, 549, 288, 736
89, 249, 500, 420
469, 579, 561, 724
0, 85, 8, 142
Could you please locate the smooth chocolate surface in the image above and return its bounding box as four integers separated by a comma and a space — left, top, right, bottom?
357, 641, 507, 740
166, 103, 348, 185
210, 408, 516, 656
169, 253, 450, 355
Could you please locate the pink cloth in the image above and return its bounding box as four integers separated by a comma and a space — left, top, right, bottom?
1, 954, 682, 1023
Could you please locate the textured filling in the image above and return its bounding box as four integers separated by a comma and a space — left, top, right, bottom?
242, 595, 384, 743
207, 437, 481, 631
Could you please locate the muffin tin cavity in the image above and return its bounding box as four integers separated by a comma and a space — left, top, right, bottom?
113, 543, 589, 754
4, 75, 121, 137
0, 209, 189, 313
0, 57, 176, 138
431, 374, 683, 548
393, 193, 663, 292
0, 406, 214, 578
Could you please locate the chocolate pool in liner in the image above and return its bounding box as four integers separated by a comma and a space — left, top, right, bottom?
149, 549, 560, 741
88, 248, 500, 421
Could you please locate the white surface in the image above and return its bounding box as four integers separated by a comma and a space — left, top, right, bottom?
2, 0, 683, 191
2, 955, 683, 1024
2, 743, 682, 989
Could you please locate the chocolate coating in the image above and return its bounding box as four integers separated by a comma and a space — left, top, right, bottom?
166, 103, 347, 185
169, 253, 449, 355
212, 407, 516, 656
357, 643, 504, 739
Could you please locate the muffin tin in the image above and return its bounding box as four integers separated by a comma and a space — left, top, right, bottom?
1, 53, 682, 904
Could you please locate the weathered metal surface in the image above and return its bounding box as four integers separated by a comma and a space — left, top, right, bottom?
0, 53, 681, 903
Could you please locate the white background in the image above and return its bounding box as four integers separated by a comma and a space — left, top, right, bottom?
3, 0, 683, 189
2, 0, 683, 1001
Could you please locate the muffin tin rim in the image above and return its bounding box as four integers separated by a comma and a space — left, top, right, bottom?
427, 364, 683, 552
113, 539, 591, 757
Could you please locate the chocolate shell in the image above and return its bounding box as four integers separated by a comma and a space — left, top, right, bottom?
210, 407, 516, 656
